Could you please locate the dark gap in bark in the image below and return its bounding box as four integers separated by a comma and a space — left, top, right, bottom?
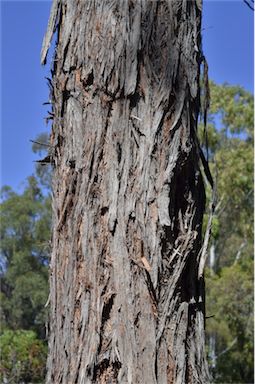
185, 360, 190, 384
98, 148, 104, 163
128, 212, 135, 222
71, 172, 78, 193
167, 91, 177, 117
56, 134, 64, 149
102, 294, 116, 324
74, 358, 81, 383
134, 311, 140, 327
130, 129, 140, 148
116, 142, 122, 163
128, 0, 136, 14
86, 365, 92, 378
83, 70, 94, 88
155, 353, 158, 382
137, 51, 146, 100
95, 295, 117, 379
60, 89, 70, 117
112, 360, 122, 373
88, 150, 95, 180
68, 159, 76, 169
160, 225, 173, 260
92, 359, 121, 383
104, 82, 124, 101
106, 100, 114, 122
58, 211, 67, 230
96, 101, 114, 168
100, 278, 109, 297
129, 92, 140, 109
180, 257, 195, 304
176, 4, 183, 28
173, 158, 193, 231
110, 219, 117, 236
151, 141, 157, 157
69, 65, 77, 73
100, 206, 109, 216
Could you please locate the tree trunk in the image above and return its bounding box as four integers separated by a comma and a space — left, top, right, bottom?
42, 1, 210, 383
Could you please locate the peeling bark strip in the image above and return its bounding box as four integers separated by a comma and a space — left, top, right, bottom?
43, 1, 210, 383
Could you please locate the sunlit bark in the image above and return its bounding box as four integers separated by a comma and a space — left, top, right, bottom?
42, 1, 210, 383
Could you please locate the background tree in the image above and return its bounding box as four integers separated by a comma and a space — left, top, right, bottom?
0, 176, 50, 337
41, 1, 212, 383
0, 139, 51, 383
199, 82, 254, 383
0, 329, 47, 383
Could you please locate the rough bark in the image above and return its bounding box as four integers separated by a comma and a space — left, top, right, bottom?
43, 1, 210, 383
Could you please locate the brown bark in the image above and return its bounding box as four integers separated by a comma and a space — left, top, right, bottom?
42, 1, 210, 383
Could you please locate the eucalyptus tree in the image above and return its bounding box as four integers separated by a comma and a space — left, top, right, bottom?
41, 1, 211, 383
0, 177, 50, 337
203, 82, 254, 384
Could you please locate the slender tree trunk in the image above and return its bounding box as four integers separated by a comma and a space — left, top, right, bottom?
208, 244, 216, 371
42, 1, 210, 383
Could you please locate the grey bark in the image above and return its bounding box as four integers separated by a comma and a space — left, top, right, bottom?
42, 1, 210, 383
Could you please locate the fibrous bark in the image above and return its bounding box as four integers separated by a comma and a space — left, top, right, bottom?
42, 1, 210, 383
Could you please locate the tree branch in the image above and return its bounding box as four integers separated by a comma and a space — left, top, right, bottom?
244, 0, 254, 11
216, 338, 237, 359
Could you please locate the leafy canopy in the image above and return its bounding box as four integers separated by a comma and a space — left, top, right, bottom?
0, 176, 51, 337
0, 329, 47, 383
202, 82, 254, 384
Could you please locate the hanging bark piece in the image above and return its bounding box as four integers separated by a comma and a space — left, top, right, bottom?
43, 1, 211, 383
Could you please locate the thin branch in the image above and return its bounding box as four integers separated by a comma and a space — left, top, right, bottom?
244, 0, 254, 11
216, 338, 237, 359
234, 240, 247, 265
198, 185, 217, 278
30, 139, 52, 147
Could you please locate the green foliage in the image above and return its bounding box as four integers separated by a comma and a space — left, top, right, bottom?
0, 329, 47, 383
203, 82, 254, 383
0, 136, 52, 382
209, 82, 254, 137
0, 176, 50, 337
206, 261, 254, 383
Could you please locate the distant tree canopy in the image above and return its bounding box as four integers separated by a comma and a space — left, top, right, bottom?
0, 329, 47, 383
0, 175, 51, 336
0, 142, 51, 383
0, 82, 253, 383
199, 82, 254, 384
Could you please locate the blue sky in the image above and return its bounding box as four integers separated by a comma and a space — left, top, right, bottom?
0, 0, 254, 192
